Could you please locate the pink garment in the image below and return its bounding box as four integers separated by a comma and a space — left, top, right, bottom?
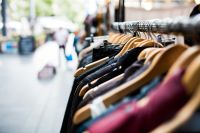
88, 69, 189, 133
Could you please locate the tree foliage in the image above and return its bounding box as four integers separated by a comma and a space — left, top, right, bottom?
7, 0, 84, 24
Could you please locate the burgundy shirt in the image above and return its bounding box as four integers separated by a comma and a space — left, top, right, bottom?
88, 69, 189, 133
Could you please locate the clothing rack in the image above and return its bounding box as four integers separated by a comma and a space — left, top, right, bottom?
111, 16, 200, 37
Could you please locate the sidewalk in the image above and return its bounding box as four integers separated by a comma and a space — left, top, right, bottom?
0, 54, 74, 133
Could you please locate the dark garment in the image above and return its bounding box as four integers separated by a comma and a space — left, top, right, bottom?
66, 47, 146, 133
62, 45, 123, 133
176, 108, 200, 132
77, 76, 162, 133
78, 52, 93, 68
122, 59, 145, 80
92, 43, 121, 61
126, 63, 149, 82
78, 60, 147, 109
76, 62, 118, 94
74, 47, 121, 92
88, 68, 124, 89
62, 52, 119, 133
78, 43, 121, 68
77, 47, 147, 95
61, 41, 122, 133
76, 57, 116, 87
88, 69, 189, 133
77, 76, 122, 109
75, 47, 146, 107
62, 57, 116, 133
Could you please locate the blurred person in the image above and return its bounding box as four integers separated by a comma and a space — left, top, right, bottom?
73, 30, 80, 54
84, 14, 95, 37
54, 27, 69, 46
65, 32, 78, 70
45, 31, 55, 42
54, 27, 69, 70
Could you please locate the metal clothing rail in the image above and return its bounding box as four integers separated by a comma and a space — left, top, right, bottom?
111, 16, 200, 36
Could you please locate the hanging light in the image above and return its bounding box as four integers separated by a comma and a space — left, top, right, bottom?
142, 2, 153, 11
195, 0, 200, 4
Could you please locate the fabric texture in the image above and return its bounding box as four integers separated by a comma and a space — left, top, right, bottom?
77, 76, 162, 133
78, 60, 147, 109
62, 44, 123, 133
88, 69, 189, 133
67, 47, 146, 133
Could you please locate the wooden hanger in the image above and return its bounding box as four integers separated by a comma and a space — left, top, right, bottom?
112, 34, 126, 44
144, 49, 164, 64
114, 37, 147, 58
134, 40, 149, 47
120, 35, 133, 45
151, 56, 200, 133
80, 49, 163, 95
134, 31, 158, 47
107, 32, 113, 42
74, 34, 126, 77
114, 37, 139, 58
77, 38, 163, 94
109, 33, 123, 43
78, 37, 145, 85
114, 34, 127, 44
165, 46, 200, 81
79, 78, 100, 97
74, 57, 109, 77
107, 32, 115, 41
73, 44, 188, 124
137, 48, 160, 60
83, 88, 95, 100
182, 54, 200, 95
151, 47, 200, 132
135, 40, 164, 48
108, 33, 120, 43
81, 74, 124, 98
144, 48, 162, 59
79, 47, 162, 96
117, 38, 163, 59
117, 34, 131, 44
120, 38, 146, 55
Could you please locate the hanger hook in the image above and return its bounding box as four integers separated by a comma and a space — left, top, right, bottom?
149, 21, 155, 41
151, 23, 159, 47
145, 21, 150, 39
135, 22, 140, 37
146, 21, 151, 40
142, 21, 147, 39
127, 22, 135, 36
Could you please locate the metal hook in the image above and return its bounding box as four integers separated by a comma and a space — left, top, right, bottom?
140, 21, 147, 39
147, 21, 152, 40
151, 22, 160, 47
150, 21, 158, 41
127, 22, 135, 36
145, 21, 151, 40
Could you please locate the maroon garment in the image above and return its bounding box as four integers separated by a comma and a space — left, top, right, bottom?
88, 69, 189, 133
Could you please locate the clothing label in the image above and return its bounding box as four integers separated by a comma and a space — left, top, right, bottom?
90, 97, 107, 118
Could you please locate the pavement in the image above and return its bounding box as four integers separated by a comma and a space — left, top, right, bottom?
0, 53, 74, 133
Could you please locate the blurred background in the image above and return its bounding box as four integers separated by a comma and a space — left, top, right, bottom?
0, 0, 199, 133
0, 0, 198, 54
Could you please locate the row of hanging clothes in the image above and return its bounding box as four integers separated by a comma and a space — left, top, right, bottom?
61, 16, 200, 133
